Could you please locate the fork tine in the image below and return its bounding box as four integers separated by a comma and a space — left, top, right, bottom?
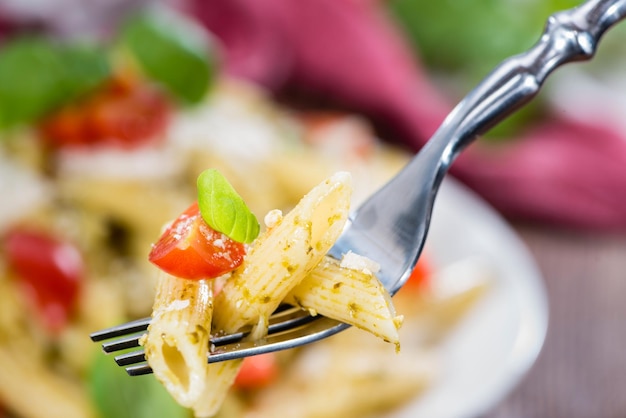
93, 306, 317, 357
115, 350, 146, 366
91, 306, 328, 376
102, 332, 145, 353
207, 316, 347, 363
116, 307, 316, 361
126, 363, 153, 376
119, 316, 346, 376
90, 317, 151, 342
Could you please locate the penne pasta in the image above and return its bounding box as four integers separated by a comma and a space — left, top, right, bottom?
179, 172, 354, 416
192, 360, 244, 418
142, 272, 214, 408
212, 171, 353, 335
140, 171, 409, 417
285, 256, 403, 347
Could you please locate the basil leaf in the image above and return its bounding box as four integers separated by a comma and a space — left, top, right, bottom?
0, 36, 110, 129
121, 9, 216, 104
59, 43, 110, 98
0, 37, 66, 128
89, 351, 189, 418
197, 169, 260, 244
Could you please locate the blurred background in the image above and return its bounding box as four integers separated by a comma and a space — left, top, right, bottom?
2, 0, 626, 417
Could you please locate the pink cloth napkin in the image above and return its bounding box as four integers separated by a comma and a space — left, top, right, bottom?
189, 0, 626, 231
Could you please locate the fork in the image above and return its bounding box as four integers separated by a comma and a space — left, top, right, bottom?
91, 0, 626, 376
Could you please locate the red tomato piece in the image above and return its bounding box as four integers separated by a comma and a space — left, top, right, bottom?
85, 82, 170, 148
39, 76, 171, 149
3, 228, 84, 334
400, 255, 432, 293
148, 202, 246, 280
234, 353, 279, 390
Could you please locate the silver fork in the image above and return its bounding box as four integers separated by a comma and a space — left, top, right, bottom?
91, 0, 626, 376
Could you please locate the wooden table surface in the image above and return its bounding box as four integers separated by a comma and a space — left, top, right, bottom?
484, 225, 626, 418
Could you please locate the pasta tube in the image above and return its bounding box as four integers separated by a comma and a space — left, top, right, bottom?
212, 171, 352, 335
142, 272, 213, 408
191, 360, 243, 418
285, 256, 402, 347
197, 172, 352, 416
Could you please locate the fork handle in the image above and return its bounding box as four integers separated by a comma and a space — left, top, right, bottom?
430, 0, 626, 170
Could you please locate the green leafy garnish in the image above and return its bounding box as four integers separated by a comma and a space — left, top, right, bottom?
0, 37, 110, 129
89, 350, 189, 418
120, 9, 217, 104
197, 169, 260, 244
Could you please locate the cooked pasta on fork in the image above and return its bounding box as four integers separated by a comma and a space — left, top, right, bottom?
137, 169, 402, 416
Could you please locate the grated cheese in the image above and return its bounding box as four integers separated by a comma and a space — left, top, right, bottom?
264, 209, 283, 229
340, 251, 381, 275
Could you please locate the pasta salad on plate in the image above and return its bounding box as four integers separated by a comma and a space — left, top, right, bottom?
0, 8, 513, 418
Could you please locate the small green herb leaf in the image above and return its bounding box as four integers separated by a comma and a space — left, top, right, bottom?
197, 169, 260, 244
59, 43, 111, 97
0, 37, 109, 129
120, 9, 217, 104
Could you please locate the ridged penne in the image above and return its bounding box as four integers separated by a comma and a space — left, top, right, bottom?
191, 360, 243, 418
143, 171, 406, 417
142, 272, 213, 408
212, 171, 352, 335
285, 256, 402, 347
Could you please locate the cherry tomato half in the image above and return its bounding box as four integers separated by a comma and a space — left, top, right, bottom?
148, 202, 246, 280
3, 228, 84, 334
39, 76, 171, 149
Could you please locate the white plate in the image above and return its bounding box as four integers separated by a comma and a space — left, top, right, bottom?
389, 178, 549, 418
